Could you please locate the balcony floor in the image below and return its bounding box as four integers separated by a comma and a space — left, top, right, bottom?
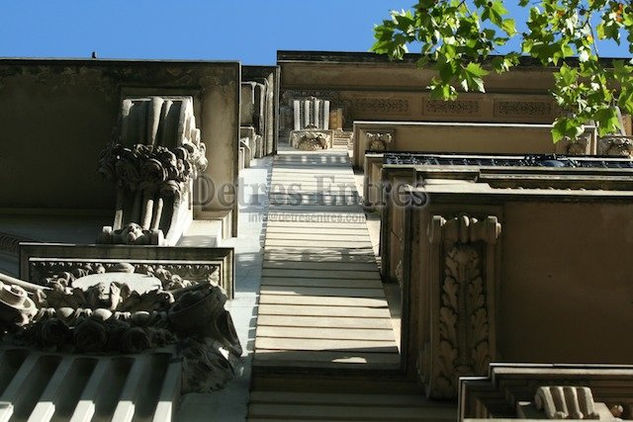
252, 145, 399, 373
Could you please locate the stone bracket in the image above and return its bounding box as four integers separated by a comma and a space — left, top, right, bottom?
424, 214, 501, 399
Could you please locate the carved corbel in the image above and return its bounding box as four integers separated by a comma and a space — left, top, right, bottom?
366, 129, 395, 152
98, 97, 207, 246
424, 214, 501, 399
533, 386, 600, 420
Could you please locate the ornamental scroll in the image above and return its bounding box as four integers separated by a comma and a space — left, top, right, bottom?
424, 214, 501, 399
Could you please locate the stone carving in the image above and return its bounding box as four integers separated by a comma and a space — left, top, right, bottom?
534, 386, 600, 419
559, 126, 595, 155
98, 97, 207, 246
0, 284, 37, 327
29, 260, 220, 291
494, 101, 553, 118
426, 214, 501, 398
366, 130, 395, 151
598, 135, 633, 157
0, 267, 241, 392
460, 364, 633, 419
290, 129, 332, 151
293, 97, 330, 130
352, 98, 409, 114
424, 99, 479, 115
566, 137, 590, 155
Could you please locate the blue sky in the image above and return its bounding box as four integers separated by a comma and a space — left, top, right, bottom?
0, 0, 628, 64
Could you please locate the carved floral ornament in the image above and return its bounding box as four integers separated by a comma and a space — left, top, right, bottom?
598, 135, 633, 157
0, 261, 241, 393
425, 214, 501, 399
97, 96, 208, 246
365, 130, 395, 151
290, 129, 331, 151
98, 142, 207, 202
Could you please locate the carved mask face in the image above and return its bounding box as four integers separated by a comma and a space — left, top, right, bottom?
123, 223, 144, 244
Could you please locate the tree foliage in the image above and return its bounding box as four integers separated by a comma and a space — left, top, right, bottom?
372, 0, 633, 142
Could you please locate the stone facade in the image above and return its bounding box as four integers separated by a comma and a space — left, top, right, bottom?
377, 153, 633, 399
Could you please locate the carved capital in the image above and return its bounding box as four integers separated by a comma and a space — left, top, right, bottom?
425, 214, 500, 399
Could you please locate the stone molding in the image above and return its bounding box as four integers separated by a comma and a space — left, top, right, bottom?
19, 243, 235, 299
459, 363, 633, 420
425, 214, 501, 398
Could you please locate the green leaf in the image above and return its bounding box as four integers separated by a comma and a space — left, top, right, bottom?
465, 62, 489, 78
501, 18, 517, 35
595, 107, 621, 136
618, 88, 633, 115
552, 117, 583, 143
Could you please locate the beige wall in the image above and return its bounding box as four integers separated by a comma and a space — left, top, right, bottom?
397, 187, 633, 380
279, 56, 566, 141
353, 121, 595, 169
499, 201, 633, 363
0, 59, 240, 234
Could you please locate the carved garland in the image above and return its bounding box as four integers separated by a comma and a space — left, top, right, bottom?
428, 214, 500, 399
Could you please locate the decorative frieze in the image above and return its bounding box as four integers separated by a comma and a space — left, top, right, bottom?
352, 98, 409, 114
423, 99, 479, 115
425, 214, 501, 398
494, 100, 552, 118
0, 264, 241, 393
